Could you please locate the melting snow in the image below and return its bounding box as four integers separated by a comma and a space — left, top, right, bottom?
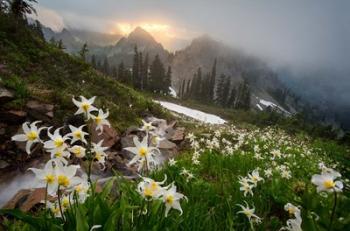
169, 87, 177, 98
155, 101, 226, 124
256, 103, 263, 111
259, 99, 291, 115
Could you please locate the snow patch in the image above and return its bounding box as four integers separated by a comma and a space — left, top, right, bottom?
169, 87, 177, 98
155, 101, 226, 124
259, 99, 291, 115
256, 103, 263, 111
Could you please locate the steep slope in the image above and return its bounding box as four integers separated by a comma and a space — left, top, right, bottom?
171, 36, 298, 113
0, 14, 167, 131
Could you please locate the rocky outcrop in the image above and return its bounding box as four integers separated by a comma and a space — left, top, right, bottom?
26, 100, 54, 121
0, 87, 14, 105
3, 188, 48, 212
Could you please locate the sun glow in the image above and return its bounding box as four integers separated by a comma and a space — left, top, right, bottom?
114, 22, 170, 36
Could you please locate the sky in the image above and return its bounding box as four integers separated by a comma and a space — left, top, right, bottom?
33, 0, 350, 73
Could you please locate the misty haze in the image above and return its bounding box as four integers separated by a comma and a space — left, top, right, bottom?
0, 0, 349, 230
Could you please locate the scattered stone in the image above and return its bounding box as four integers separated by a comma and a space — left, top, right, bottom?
0, 87, 14, 105
91, 123, 120, 148
26, 100, 54, 121
0, 110, 27, 124
170, 127, 185, 142
2, 188, 50, 212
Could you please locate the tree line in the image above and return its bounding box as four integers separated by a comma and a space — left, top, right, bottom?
89, 46, 171, 95
178, 59, 251, 110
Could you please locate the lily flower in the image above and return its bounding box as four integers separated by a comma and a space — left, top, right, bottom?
284, 203, 301, 219
124, 135, 160, 171
91, 109, 110, 135
44, 127, 70, 151
236, 201, 262, 223
239, 181, 254, 197
68, 125, 88, 144
69, 145, 86, 158
168, 158, 177, 166
138, 175, 167, 199
140, 120, 156, 132
55, 161, 81, 189
11, 121, 45, 154
248, 169, 264, 186
48, 147, 71, 165
161, 183, 186, 217
28, 159, 59, 195
46, 201, 62, 218
311, 169, 343, 193
92, 140, 109, 165
72, 96, 98, 119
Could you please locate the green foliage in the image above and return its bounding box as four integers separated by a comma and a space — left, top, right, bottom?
0, 13, 170, 131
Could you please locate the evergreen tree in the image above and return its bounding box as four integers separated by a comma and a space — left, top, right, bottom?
10, 0, 37, 19
180, 79, 186, 99
149, 54, 165, 93
142, 53, 149, 90
49, 37, 56, 46
215, 74, 226, 106
185, 79, 191, 99
79, 43, 88, 61
117, 62, 126, 83
195, 67, 202, 100
139, 52, 144, 90
57, 39, 65, 50
102, 56, 110, 74
164, 66, 172, 94
111, 66, 117, 79
90, 55, 96, 68
222, 76, 231, 107
209, 59, 217, 100
132, 45, 140, 89
227, 87, 237, 108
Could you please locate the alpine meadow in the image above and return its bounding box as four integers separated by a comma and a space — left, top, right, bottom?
0, 1, 349, 231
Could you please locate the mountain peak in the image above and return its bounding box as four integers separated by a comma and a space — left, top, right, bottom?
128, 26, 156, 43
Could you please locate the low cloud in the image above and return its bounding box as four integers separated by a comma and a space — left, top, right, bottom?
30, 5, 65, 32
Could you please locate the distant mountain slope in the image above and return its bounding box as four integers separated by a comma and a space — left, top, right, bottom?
92, 26, 170, 67
171, 36, 299, 113
41, 26, 122, 53
0, 14, 166, 131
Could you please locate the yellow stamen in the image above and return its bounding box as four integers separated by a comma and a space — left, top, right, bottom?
57, 175, 70, 187
139, 147, 147, 157
95, 116, 102, 124
45, 174, 55, 184
143, 187, 154, 197
323, 180, 335, 189
73, 130, 82, 139
26, 131, 38, 141
165, 195, 174, 205
54, 138, 64, 148
82, 103, 90, 112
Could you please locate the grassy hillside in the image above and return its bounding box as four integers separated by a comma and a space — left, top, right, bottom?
0, 13, 168, 131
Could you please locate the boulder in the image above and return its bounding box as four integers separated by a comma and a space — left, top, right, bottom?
2, 188, 50, 212
0, 110, 27, 124
91, 123, 120, 148
170, 127, 185, 142
26, 100, 54, 121
0, 87, 14, 105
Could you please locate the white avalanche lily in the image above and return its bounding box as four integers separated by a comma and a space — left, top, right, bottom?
239, 179, 254, 197
28, 159, 59, 195
44, 127, 70, 150
311, 169, 343, 193
92, 140, 109, 165
69, 145, 86, 158
284, 203, 301, 219
140, 120, 156, 132
55, 161, 81, 189
124, 135, 160, 171
137, 175, 168, 199
161, 183, 186, 217
68, 125, 88, 144
236, 201, 262, 223
91, 109, 110, 135
48, 147, 71, 165
248, 169, 264, 186
72, 96, 98, 119
11, 121, 45, 154
46, 201, 62, 218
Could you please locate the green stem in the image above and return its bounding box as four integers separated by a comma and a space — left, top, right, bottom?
57, 186, 65, 222
249, 220, 255, 231
328, 189, 337, 231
